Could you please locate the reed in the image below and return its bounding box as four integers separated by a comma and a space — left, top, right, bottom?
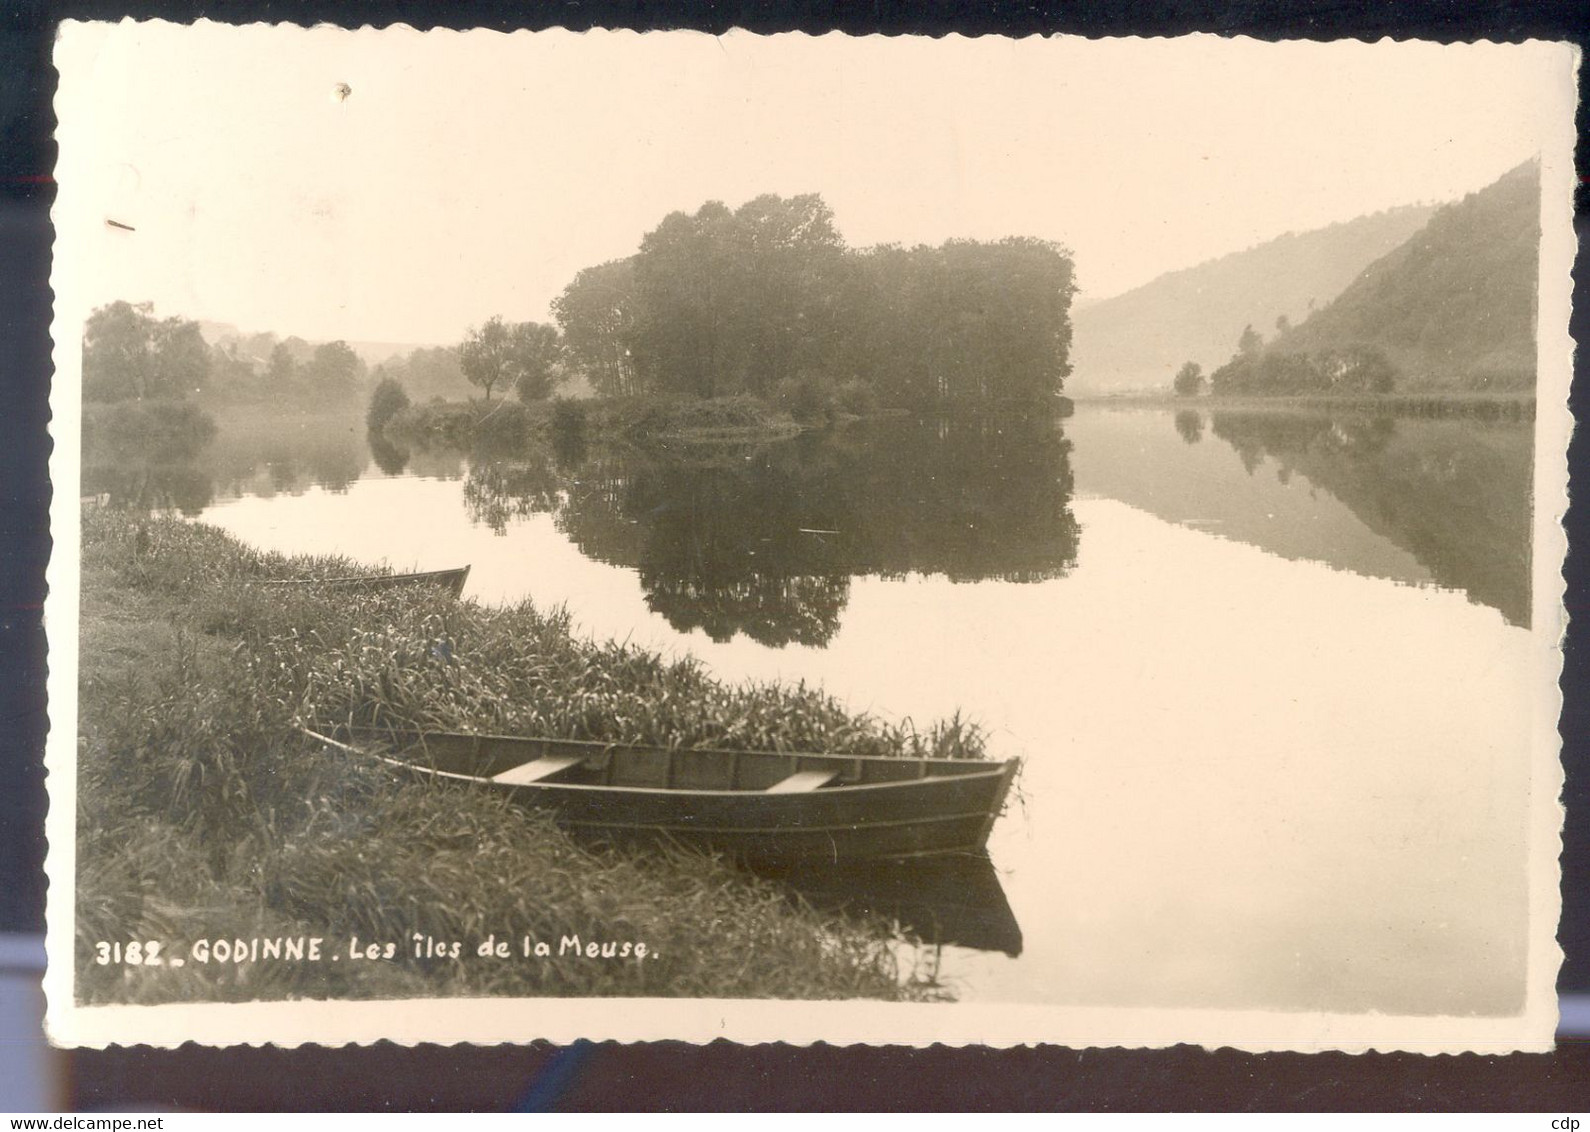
75, 509, 971, 1005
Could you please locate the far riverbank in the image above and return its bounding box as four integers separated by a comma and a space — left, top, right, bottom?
1071, 390, 1534, 421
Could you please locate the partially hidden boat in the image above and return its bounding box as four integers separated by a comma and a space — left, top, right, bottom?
259, 565, 471, 598
302, 725, 1019, 863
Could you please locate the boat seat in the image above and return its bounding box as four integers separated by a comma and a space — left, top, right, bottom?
492, 754, 584, 786
765, 768, 842, 793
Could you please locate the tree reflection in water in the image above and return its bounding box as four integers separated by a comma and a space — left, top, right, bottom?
465, 414, 1081, 647
81, 461, 216, 516
1174, 409, 1204, 445
367, 430, 410, 476
463, 450, 563, 535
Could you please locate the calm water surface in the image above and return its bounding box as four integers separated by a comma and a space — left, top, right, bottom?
95, 402, 1537, 1014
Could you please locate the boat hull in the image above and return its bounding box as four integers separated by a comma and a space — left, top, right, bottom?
310, 727, 1019, 864
261, 566, 471, 598
515, 770, 1013, 862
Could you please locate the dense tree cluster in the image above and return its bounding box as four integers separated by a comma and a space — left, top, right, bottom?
1204, 325, 1398, 396
209, 330, 367, 404
458, 316, 564, 402
369, 346, 471, 403
84, 301, 373, 408
214, 337, 367, 405
90, 192, 1076, 420
551, 193, 1076, 409
83, 301, 212, 402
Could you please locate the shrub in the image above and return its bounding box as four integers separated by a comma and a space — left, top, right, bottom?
366, 376, 412, 433
550, 397, 587, 438
385, 399, 534, 452
472, 400, 533, 450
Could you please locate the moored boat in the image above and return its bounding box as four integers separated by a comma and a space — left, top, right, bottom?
259, 565, 471, 598
302, 725, 1019, 864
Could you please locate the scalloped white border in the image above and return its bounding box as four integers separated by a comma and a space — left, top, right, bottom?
42, 21, 1579, 1052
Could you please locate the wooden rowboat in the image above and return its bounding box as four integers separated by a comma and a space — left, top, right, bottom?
303, 725, 1019, 864
259, 565, 470, 598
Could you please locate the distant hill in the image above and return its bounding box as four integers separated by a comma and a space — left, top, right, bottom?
1267, 160, 1540, 391
1068, 204, 1436, 394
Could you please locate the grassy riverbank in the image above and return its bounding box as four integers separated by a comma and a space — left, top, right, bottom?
76, 511, 981, 1005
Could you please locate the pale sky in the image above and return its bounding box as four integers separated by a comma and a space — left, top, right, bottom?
54, 23, 1570, 346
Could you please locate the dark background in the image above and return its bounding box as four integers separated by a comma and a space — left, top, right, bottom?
4, 0, 1590, 1110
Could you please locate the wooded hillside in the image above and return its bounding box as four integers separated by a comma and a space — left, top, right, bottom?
1268, 160, 1540, 391
1069, 204, 1436, 393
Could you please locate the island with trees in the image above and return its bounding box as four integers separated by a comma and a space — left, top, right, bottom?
378, 192, 1078, 452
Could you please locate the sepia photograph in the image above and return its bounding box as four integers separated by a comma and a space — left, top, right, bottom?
44, 22, 1576, 1051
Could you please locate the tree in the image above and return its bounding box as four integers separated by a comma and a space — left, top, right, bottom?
208, 341, 260, 399
459, 317, 515, 401
81, 300, 212, 402
726, 193, 847, 395
544, 193, 1076, 409
510, 322, 564, 402
459, 316, 563, 402
630, 202, 736, 398
304, 340, 364, 400
1237, 324, 1265, 358
627, 194, 849, 399
833, 237, 1075, 408
366, 374, 411, 433
554, 259, 638, 397
1173, 361, 1204, 396
152, 318, 212, 396
377, 345, 469, 402
83, 301, 156, 401
266, 343, 298, 390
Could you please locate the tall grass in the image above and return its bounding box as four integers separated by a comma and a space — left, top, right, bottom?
76, 510, 972, 1005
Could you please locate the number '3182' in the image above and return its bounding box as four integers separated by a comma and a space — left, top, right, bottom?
93, 941, 165, 965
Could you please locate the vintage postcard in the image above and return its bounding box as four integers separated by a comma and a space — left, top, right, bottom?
44, 22, 1577, 1051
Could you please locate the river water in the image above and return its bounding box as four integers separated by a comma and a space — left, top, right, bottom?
88, 401, 1537, 1014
